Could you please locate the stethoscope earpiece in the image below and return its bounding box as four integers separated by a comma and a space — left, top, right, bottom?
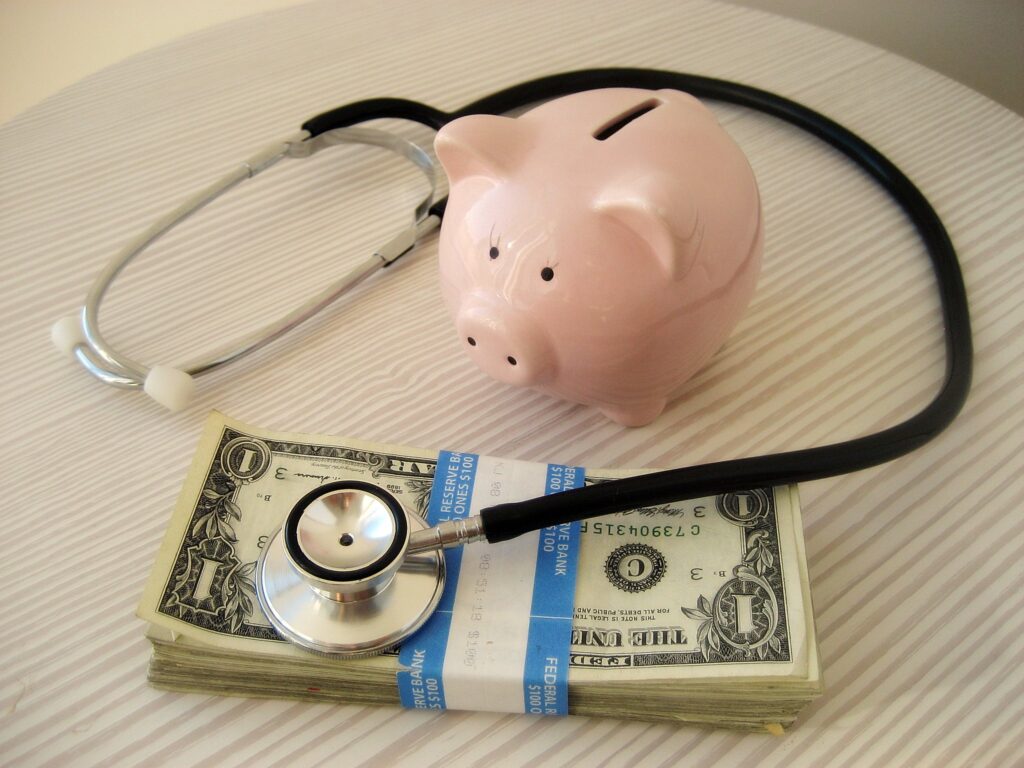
257, 482, 446, 656
53, 313, 197, 410
54, 127, 439, 412
143, 366, 196, 412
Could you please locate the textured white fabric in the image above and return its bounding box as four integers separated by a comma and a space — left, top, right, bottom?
1, 0, 1022, 765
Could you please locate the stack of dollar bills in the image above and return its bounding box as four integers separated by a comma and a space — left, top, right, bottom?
138, 414, 822, 732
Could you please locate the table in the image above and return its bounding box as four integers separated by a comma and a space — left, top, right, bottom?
1, 1, 1022, 765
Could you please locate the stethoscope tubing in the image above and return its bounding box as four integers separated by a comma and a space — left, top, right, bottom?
61, 67, 972, 542
299, 68, 972, 542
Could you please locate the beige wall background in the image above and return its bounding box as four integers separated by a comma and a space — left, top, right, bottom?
0, 0, 1022, 125
736, 0, 1022, 115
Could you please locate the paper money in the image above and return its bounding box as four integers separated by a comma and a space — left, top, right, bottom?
138, 413, 821, 730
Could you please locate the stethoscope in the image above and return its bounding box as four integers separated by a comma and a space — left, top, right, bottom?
52, 69, 973, 657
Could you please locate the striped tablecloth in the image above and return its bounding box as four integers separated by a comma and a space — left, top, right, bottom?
1, 1, 1022, 765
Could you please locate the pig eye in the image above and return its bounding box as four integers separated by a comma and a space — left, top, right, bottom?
541, 267, 554, 281
489, 226, 501, 259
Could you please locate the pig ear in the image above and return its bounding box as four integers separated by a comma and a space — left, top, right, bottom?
435, 114, 531, 184
594, 180, 703, 281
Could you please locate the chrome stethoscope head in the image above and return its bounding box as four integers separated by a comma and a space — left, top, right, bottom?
257, 482, 454, 657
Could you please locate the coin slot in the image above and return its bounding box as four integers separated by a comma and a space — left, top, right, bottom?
593, 100, 661, 141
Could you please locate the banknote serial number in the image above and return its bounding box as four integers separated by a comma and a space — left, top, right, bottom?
580, 522, 701, 537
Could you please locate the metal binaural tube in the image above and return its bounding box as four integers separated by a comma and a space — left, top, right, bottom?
407, 516, 486, 555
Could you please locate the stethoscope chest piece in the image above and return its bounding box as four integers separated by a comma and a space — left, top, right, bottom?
257, 481, 445, 656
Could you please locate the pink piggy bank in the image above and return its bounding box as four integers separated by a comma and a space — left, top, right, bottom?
435, 88, 762, 426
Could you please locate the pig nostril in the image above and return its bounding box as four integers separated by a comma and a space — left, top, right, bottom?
507, 356, 517, 366
467, 337, 476, 346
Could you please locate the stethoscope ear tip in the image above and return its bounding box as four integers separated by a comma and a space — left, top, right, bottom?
53, 313, 195, 409
143, 365, 195, 411
51, 315, 86, 358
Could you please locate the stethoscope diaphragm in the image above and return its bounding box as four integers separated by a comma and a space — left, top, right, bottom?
256, 482, 445, 656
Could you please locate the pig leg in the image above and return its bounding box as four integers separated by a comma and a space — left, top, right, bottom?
599, 398, 667, 427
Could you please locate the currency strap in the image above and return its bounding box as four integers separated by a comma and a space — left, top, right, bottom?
397, 451, 584, 715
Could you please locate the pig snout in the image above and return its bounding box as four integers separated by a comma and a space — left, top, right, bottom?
455, 296, 555, 387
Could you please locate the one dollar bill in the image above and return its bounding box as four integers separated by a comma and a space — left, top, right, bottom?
138, 413, 821, 727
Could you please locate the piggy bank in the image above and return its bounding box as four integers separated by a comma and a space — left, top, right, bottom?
435, 88, 762, 426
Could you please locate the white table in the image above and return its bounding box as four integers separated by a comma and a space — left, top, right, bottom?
1, 1, 1022, 765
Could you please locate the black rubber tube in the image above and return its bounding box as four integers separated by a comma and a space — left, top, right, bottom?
303, 68, 973, 543
302, 98, 449, 136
